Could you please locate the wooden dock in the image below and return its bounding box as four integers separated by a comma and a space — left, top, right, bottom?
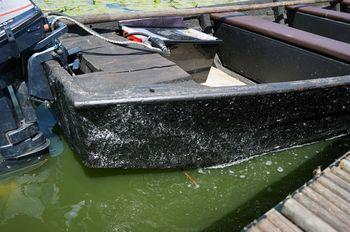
244, 151, 350, 232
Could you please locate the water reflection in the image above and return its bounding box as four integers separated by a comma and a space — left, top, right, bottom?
0, 169, 59, 223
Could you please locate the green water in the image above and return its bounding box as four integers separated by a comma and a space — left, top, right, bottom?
34, 0, 248, 15
1, 135, 350, 232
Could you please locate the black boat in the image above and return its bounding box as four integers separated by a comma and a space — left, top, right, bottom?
3, 1, 350, 171
40, 2, 350, 169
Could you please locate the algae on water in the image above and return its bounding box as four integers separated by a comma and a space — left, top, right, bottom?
34, 0, 248, 15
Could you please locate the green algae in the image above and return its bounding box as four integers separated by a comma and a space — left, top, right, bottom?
0, 135, 349, 232
33, 0, 248, 15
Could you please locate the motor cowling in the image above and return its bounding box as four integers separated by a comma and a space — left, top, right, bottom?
0, 0, 65, 161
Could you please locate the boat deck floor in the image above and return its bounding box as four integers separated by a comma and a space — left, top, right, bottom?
244, 152, 350, 232
202, 67, 247, 87
59, 32, 255, 92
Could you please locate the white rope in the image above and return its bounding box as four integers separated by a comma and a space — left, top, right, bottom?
50, 16, 164, 54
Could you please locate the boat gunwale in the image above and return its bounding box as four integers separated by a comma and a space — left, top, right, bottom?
45, 60, 350, 108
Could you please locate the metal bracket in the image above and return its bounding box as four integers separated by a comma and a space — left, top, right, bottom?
33, 22, 68, 51
28, 44, 81, 100
4, 27, 20, 58
27, 21, 80, 100
27, 44, 60, 100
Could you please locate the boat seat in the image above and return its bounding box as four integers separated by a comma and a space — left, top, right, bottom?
60, 33, 192, 86
342, 0, 350, 7
211, 12, 350, 62
341, 0, 350, 13
74, 66, 191, 92
286, 5, 350, 43
211, 13, 350, 83
287, 5, 350, 23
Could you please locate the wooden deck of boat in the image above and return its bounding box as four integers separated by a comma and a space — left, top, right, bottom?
244, 151, 350, 232
203, 67, 247, 87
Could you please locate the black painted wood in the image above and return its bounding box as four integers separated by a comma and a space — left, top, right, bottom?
46, 57, 350, 168
45, 29, 350, 169
214, 23, 350, 83
287, 10, 350, 43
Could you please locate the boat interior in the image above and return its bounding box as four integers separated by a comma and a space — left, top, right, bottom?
41, 1, 350, 169
57, 2, 350, 95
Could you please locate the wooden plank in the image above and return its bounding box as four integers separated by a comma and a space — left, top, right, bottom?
279, 198, 336, 232
213, 56, 257, 85
255, 217, 281, 232
293, 191, 349, 231
286, 5, 350, 23
69, 0, 333, 25
244, 154, 350, 231
202, 67, 247, 87
266, 209, 302, 232
61, 34, 177, 73
75, 66, 192, 91
300, 187, 350, 228
323, 171, 350, 192
309, 181, 350, 215
317, 175, 350, 202
330, 167, 350, 183
212, 13, 350, 63
60, 33, 201, 92
246, 224, 263, 232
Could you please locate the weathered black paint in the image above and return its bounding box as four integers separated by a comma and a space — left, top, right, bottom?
214, 23, 350, 83
46, 60, 350, 168
286, 10, 350, 43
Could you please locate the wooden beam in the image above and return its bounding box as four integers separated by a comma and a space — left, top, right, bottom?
61, 0, 334, 25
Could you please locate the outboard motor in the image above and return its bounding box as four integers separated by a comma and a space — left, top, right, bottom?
0, 0, 70, 171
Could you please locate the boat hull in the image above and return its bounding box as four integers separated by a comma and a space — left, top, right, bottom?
46, 60, 350, 168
